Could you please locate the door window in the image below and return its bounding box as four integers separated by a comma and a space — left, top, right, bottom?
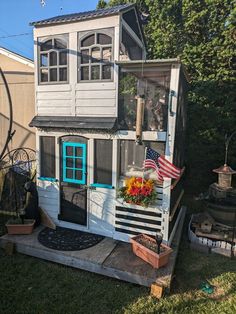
62, 142, 86, 184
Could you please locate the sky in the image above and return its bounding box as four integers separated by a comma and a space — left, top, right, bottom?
0, 0, 99, 60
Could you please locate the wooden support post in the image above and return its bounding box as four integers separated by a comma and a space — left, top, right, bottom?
4, 241, 15, 255
135, 96, 145, 144
150, 283, 164, 299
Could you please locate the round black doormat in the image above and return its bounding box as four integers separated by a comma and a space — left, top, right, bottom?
38, 227, 104, 251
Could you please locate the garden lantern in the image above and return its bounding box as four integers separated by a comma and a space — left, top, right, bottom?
213, 164, 236, 189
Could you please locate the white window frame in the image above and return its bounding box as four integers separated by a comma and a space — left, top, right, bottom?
78, 29, 114, 82
38, 34, 69, 84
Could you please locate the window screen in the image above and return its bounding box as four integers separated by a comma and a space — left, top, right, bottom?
119, 140, 165, 176
121, 28, 143, 60
40, 136, 55, 178
94, 139, 112, 185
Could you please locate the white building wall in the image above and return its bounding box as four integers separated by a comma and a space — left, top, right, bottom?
34, 16, 121, 118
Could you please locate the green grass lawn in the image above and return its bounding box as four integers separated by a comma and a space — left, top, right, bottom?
0, 196, 236, 314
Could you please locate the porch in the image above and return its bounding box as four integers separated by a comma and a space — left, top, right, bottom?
0, 206, 185, 292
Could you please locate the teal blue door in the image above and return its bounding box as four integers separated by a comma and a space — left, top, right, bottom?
59, 138, 87, 225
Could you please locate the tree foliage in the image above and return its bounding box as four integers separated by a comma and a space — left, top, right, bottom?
96, 0, 107, 9
97, 0, 236, 191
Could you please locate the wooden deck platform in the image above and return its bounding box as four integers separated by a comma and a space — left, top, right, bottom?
0, 207, 186, 291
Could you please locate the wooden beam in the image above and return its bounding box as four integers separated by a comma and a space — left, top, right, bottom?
169, 189, 184, 222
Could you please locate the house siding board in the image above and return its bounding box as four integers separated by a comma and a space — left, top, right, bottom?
75, 106, 116, 116
88, 189, 115, 237
36, 86, 73, 116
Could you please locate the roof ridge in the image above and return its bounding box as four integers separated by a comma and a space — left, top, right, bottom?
30, 3, 135, 26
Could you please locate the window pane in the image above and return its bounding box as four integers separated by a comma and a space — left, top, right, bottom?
40, 39, 52, 51
97, 33, 112, 45
91, 47, 100, 63
75, 158, 82, 169
120, 140, 145, 176
40, 136, 55, 178
59, 68, 67, 81
66, 169, 73, 179
102, 65, 111, 80
81, 34, 95, 47
66, 158, 73, 168
55, 38, 66, 49
50, 68, 57, 81
75, 147, 82, 156
59, 51, 67, 65
50, 51, 57, 66
119, 140, 165, 176
75, 170, 82, 181
66, 146, 73, 156
40, 54, 48, 66
40, 68, 48, 82
102, 47, 112, 61
91, 66, 100, 80
81, 49, 89, 64
94, 139, 112, 185
81, 66, 89, 80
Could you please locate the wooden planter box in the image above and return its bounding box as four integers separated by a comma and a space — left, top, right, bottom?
130, 234, 173, 269
6, 219, 35, 235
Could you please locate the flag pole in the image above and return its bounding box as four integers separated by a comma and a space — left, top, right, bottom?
142, 146, 147, 186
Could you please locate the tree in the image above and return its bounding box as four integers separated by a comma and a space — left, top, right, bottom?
97, 0, 107, 9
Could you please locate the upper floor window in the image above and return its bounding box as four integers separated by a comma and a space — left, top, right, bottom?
38, 35, 68, 84
78, 31, 113, 81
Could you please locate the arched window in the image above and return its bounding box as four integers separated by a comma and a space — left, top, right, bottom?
79, 32, 113, 81
39, 35, 68, 83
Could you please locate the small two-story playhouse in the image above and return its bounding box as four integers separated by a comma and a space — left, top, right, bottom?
30, 4, 188, 243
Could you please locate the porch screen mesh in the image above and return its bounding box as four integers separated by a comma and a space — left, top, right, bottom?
40, 136, 55, 178
94, 139, 112, 185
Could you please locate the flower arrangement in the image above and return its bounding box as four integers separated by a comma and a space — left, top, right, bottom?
118, 177, 157, 207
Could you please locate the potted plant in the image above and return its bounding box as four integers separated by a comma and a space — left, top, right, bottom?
118, 177, 157, 207
130, 233, 173, 269
5, 208, 35, 235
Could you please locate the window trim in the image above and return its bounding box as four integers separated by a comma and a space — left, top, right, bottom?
78, 29, 114, 83
38, 35, 69, 85
62, 142, 86, 185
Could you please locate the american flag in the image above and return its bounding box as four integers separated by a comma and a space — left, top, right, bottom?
143, 147, 181, 182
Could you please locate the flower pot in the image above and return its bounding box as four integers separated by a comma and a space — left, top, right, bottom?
130, 234, 173, 269
5, 219, 35, 235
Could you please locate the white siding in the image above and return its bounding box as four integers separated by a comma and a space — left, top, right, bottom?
88, 189, 115, 237
36, 85, 73, 116
75, 79, 116, 117
34, 16, 120, 118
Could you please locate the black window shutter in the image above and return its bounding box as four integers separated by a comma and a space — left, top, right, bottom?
40, 136, 55, 178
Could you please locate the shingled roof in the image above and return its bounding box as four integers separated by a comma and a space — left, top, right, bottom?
30, 4, 135, 27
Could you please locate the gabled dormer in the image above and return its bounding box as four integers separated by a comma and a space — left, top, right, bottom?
30, 4, 146, 122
